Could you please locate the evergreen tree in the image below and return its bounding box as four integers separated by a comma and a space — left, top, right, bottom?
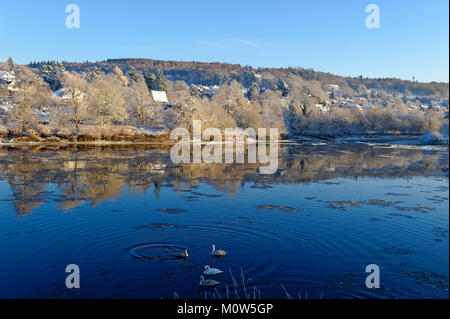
247, 82, 260, 100
143, 70, 155, 91
41, 64, 54, 76
6, 57, 14, 72
155, 69, 167, 91
276, 79, 289, 97
128, 66, 139, 83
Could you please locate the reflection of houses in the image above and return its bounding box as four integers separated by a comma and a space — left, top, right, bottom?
149, 163, 166, 175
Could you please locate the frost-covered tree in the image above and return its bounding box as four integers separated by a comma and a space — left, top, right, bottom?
213, 80, 248, 126
247, 82, 260, 100
127, 79, 160, 126
113, 66, 128, 87
259, 89, 286, 132
87, 74, 127, 126
57, 71, 88, 130
9, 66, 51, 132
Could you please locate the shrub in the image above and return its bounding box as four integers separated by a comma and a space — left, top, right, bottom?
35, 124, 54, 137
0, 124, 7, 138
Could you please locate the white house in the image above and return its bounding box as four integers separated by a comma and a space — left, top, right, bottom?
327, 84, 339, 91
151, 90, 168, 103
315, 103, 329, 113
344, 103, 361, 109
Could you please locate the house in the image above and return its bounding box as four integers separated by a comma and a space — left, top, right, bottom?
315, 103, 329, 113
344, 103, 361, 109
151, 90, 168, 103
327, 84, 339, 92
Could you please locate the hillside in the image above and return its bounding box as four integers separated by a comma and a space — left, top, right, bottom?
30, 58, 449, 99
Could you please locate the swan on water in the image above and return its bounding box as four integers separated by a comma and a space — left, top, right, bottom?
199, 276, 220, 287
211, 244, 227, 257
172, 249, 188, 258
204, 265, 224, 275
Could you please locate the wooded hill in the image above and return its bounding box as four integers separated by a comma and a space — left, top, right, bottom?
29, 58, 448, 99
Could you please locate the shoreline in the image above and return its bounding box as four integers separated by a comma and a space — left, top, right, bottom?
0, 134, 448, 147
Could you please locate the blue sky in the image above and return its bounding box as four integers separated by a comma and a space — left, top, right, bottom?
0, 0, 448, 82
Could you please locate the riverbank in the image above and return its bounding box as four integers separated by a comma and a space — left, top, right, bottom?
0, 125, 448, 146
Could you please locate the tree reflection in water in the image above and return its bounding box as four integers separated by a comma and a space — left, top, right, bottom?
0, 143, 447, 215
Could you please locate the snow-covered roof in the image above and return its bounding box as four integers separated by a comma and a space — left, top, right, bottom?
345, 104, 361, 108
151, 90, 168, 103
327, 84, 339, 90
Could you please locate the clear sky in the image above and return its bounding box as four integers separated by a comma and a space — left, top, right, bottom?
0, 0, 448, 82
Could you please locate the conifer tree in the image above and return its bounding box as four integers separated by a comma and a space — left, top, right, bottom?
6, 57, 14, 72
155, 69, 167, 92
143, 70, 155, 91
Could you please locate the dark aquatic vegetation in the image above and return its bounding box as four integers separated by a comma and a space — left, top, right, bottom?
364, 199, 398, 207
431, 227, 449, 241
326, 273, 362, 292
383, 247, 416, 255
0, 142, 447, 298
156, 208, 189, 214
327, 201, 361, 209
396, 265, 449, 292
388, 212, 414, 219
326, 199, 399, 210
135, 223, 183, 231
256, 205, 301, 212
412, 206, 434, 213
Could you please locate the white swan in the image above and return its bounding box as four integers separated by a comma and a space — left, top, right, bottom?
211, 244, 227, 257
199, 276, 220, 287
204, 265, 224, 275
172, 249, 188, 258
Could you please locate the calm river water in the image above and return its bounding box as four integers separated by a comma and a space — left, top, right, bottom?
0, 141, 448, 298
